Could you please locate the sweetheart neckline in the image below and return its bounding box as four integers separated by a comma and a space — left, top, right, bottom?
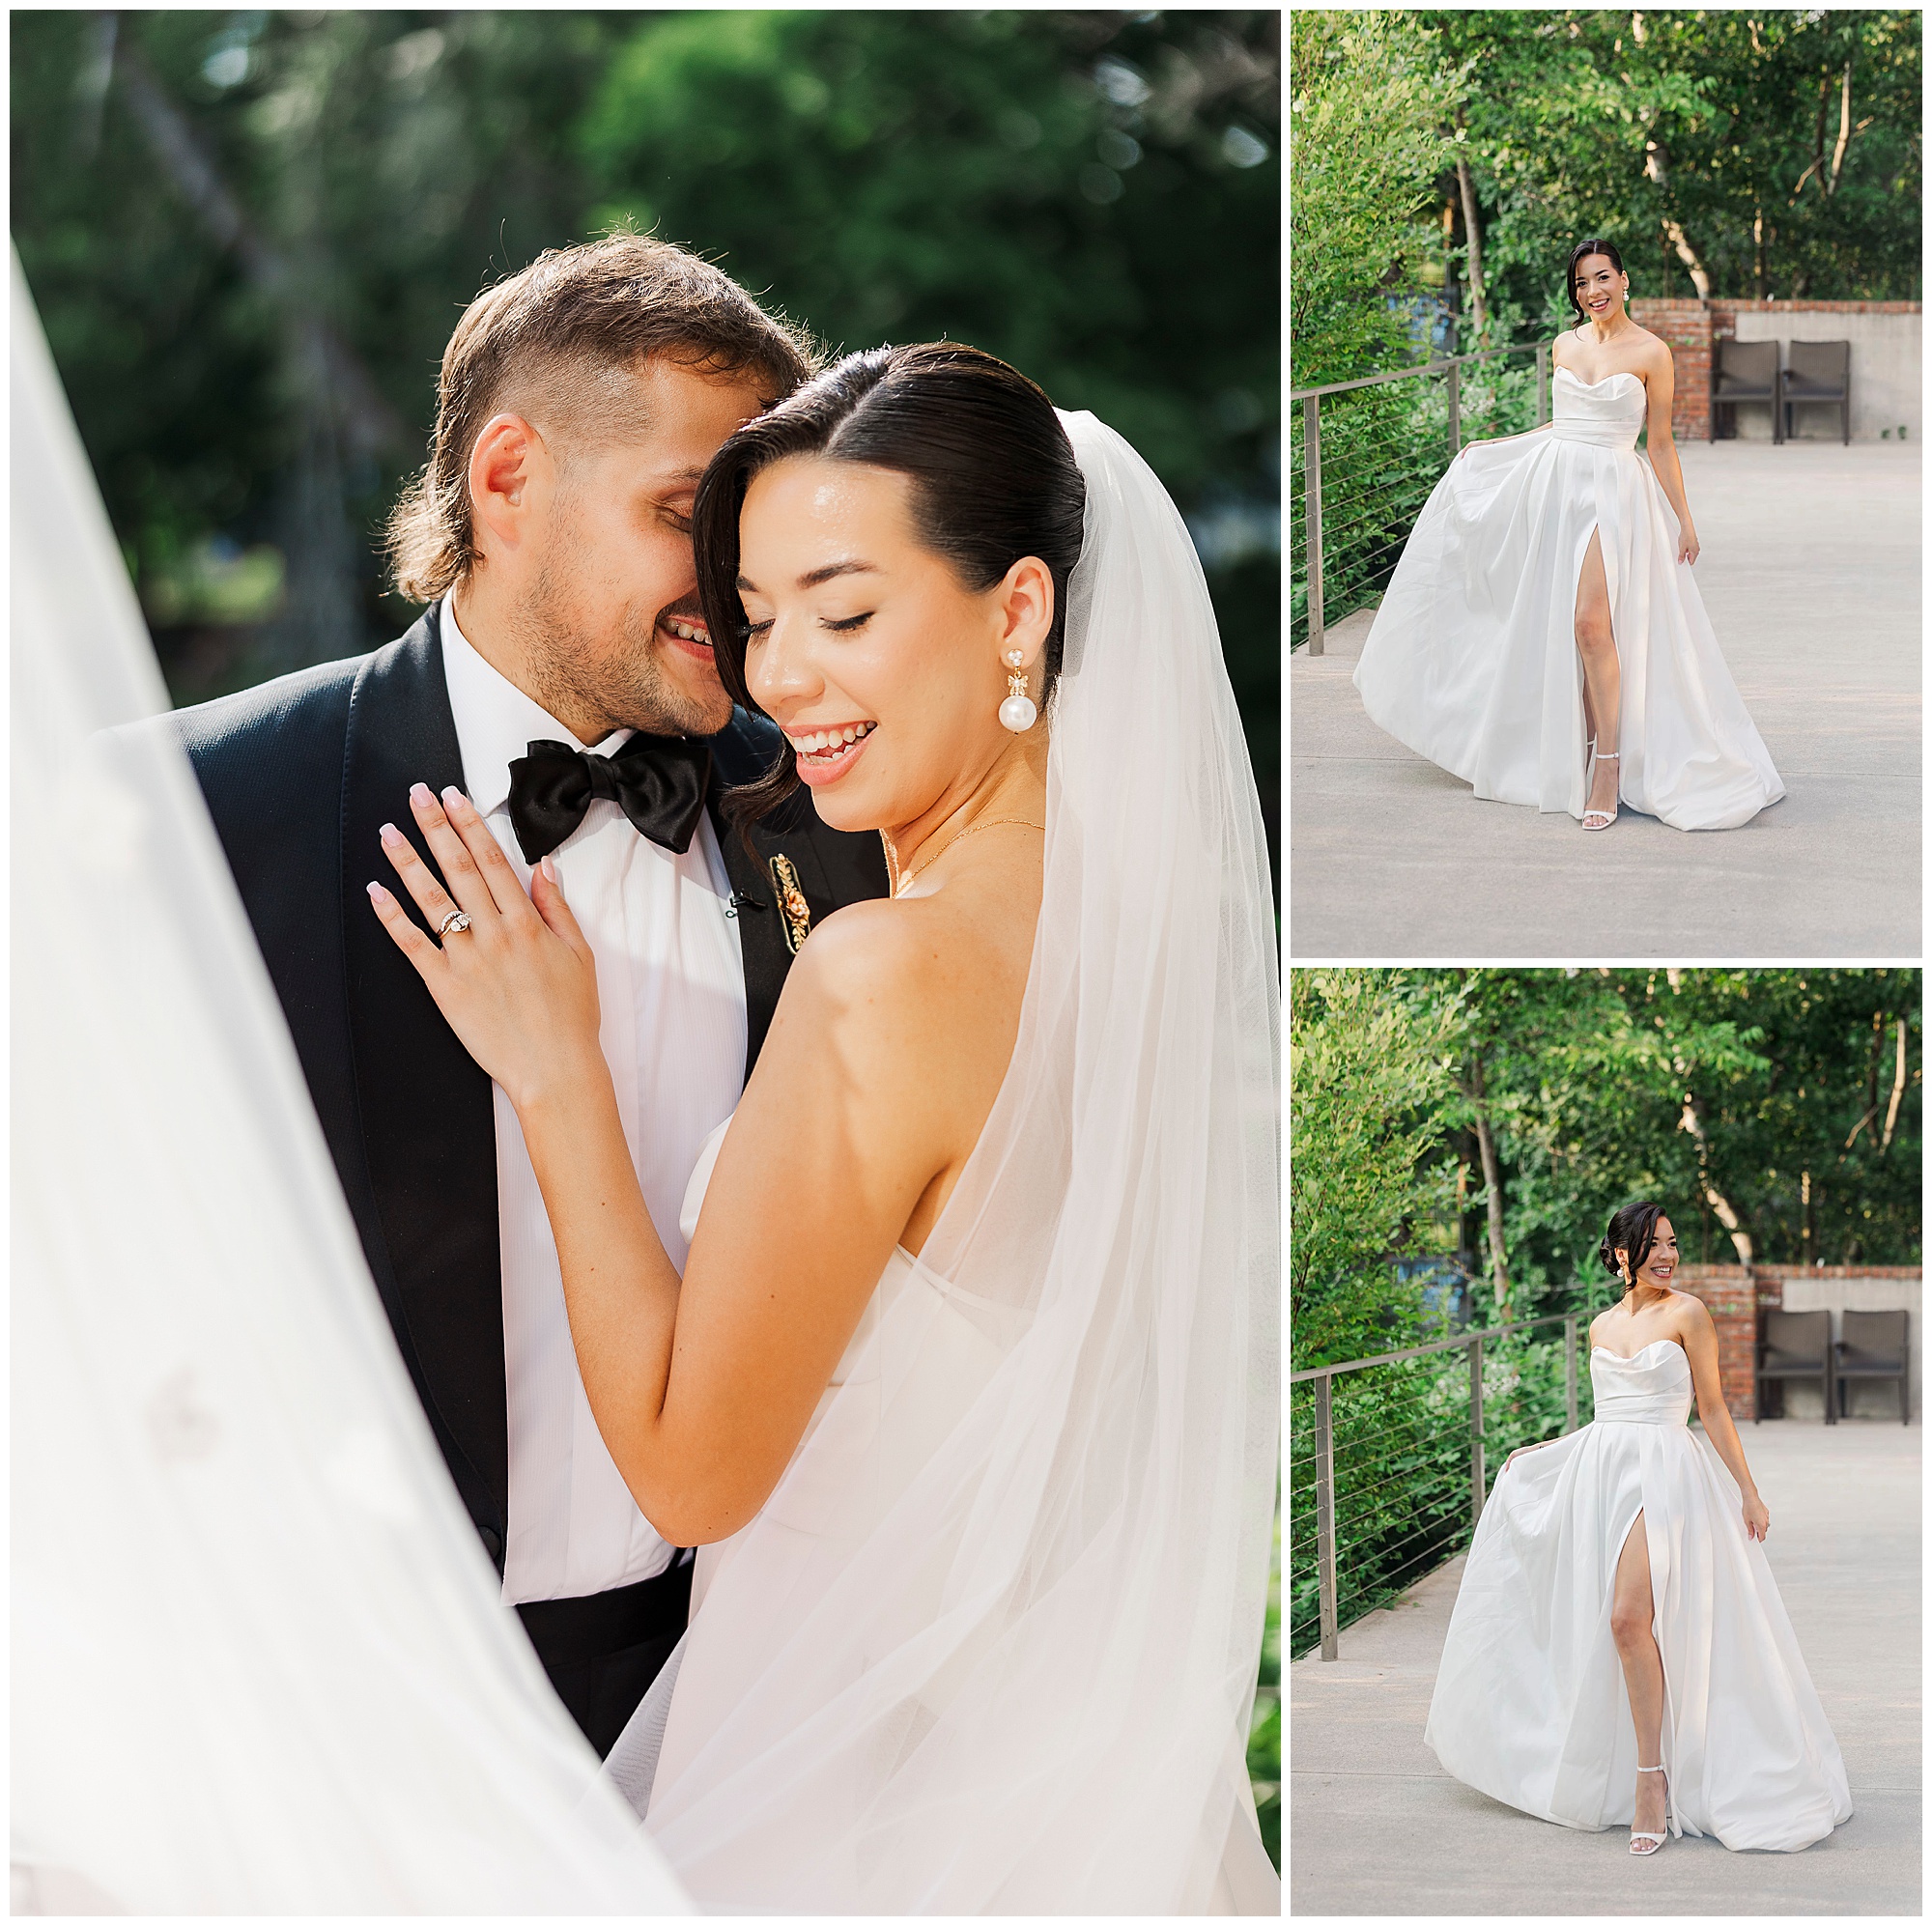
1591, 1338, 1685, 1363
1554, 366, 1644, 392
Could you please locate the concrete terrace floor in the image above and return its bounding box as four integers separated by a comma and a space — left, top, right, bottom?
1290, 441, 1920, 959
1288, 1419, 1920, 1915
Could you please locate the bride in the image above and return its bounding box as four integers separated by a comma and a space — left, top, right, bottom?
367, 343, 1279, 1913
1353, 237, 1785, 833
1425, 1204, 1851, 1855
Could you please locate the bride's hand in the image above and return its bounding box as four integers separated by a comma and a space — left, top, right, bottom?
367, 783, 604, 1111
1678, 524, 1700, 566
1742, 1490, 1770, 1542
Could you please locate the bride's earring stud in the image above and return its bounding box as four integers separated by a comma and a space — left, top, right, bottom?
999, 649, 1037, 733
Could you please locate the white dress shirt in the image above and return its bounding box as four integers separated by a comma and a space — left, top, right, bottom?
440, 602, 747, 1604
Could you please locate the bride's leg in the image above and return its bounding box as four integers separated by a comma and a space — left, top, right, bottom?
1574, 528, 1620, 820
1610, 1510, 1668, 1844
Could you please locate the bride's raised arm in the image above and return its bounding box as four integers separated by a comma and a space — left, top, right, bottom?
370, 786, 990, 1544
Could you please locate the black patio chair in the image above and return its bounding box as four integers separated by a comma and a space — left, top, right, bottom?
1755, 1308, 1833, 1424
1782, 339, 1852, 444
1713, 338, 1782, 444
1834, 1309, 1910, 1423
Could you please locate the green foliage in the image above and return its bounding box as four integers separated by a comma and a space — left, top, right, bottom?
1288, 10, 1459, 385
1288, 971, 1461, 1370
11, 9, 1279, 834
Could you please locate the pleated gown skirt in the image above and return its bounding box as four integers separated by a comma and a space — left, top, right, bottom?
1353, 368, 1785, 830
1424, 1341, 1851, 1852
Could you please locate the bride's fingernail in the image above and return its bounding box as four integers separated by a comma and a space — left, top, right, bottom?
366, 881, 389, 901
441, 785, 466, 811
410, 782, 434, 807
380, 823, 405, 848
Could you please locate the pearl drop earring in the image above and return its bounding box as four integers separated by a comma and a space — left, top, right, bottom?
999, 649, 1037, 733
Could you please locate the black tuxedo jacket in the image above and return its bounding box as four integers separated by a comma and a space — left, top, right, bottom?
173, 603, 888, 1568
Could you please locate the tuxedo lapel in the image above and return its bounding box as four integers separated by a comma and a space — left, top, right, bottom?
711, 796, 794, 1076
340, 604, 509, 1536
705, 715, 891, 1076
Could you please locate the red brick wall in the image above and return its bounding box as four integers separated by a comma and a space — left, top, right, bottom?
1630, 299, 1923, 444
1670, 1265, 1758, 1421
1670, 1264, 1924, 1421
1630, 299, 1714, 442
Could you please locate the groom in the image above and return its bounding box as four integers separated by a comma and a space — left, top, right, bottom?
171, 236, 889, 1754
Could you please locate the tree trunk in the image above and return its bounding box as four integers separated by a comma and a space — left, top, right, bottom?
1880, 1018, 1908, 1152
1455, 150, 1488, 342
1679, 1088, 1753, 1268
1827, 61, 1854, 197
116, 42, 404, 460
1465, 1056, 1509, 1310
1643, 139, 1712, 303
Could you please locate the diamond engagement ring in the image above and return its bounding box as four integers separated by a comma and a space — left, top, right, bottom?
438, 909, 472, 938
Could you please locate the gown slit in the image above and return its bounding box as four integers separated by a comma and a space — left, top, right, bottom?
1574, 523, 1619, 776
1354, 365, 1783, 829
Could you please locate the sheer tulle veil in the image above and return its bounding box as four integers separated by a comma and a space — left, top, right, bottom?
611, 410, 1282, 1912
11, 257, 687, 1912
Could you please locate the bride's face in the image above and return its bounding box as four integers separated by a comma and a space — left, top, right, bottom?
1574, 254, 1629, 325
1628, 1218, 1678, 1289
735, 456, 1052, 836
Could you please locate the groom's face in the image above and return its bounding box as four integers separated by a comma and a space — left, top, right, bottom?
520, 358, 768, 740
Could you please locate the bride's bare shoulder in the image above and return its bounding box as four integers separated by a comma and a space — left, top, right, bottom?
1631, 326, 1673, 369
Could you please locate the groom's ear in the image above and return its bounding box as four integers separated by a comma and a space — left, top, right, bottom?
993, 554, 1055, 670
467, 411, 552, 559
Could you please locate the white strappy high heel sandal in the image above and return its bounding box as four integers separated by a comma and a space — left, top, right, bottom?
1629, 1762, 1668, 1855
1584, 746, 1620, 832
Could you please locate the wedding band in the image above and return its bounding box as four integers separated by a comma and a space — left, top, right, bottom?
438, 910, 472, 938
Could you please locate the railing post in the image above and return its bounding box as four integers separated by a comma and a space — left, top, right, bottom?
1536, 340, 1549, 425
1303, 393, 1324, 657
1315, 1374, 1339, 1661
1447, 357, 1462, 458
1565, 1312, 1578, 1433
1468, 1335, 1485, 1529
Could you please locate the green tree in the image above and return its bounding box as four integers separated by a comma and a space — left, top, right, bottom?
13, 9, 1279, 843
1289, 970, 1462, 1370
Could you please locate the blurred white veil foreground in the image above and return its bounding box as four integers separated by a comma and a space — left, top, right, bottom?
10, 260, 687, 1912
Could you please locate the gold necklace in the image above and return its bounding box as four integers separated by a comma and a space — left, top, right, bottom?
884, 817, 1045, 897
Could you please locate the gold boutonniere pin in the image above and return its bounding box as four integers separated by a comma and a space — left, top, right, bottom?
769, 854, 811, 954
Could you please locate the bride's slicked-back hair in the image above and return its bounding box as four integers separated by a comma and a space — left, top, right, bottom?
693, 341, 1087, 826
1600, 1200, 1666, 1282
1566, 238, 1628, 326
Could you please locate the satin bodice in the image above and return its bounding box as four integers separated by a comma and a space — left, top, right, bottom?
1589, 1338, 1692, 1426
1548, 366, 1645, 450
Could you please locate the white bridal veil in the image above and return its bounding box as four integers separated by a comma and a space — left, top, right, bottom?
611, 411, 1282, 1913
10, 261, 687, 1911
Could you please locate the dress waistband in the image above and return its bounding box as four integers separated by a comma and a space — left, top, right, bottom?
1548, 416, 1640, 451
1591, 1391, 1689, 1427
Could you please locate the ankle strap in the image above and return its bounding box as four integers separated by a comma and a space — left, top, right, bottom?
1635, 1763, 1665, 1771
1597, 750, 1620, 760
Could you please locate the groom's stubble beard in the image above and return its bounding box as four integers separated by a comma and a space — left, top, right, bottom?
516, 502, 725, 745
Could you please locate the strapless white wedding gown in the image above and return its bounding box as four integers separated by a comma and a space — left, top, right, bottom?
1353, 366, 1785, 830
601, 1121, 1277, 1913
1424, 1341, 1851, 1852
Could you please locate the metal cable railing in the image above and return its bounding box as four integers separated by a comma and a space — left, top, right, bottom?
1289, 1311, 1592, 1661
1290, 342, 1550, 654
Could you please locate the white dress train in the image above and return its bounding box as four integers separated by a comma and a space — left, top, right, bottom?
1353, 367, 1785, 830
1424, 1341, 1851, 1853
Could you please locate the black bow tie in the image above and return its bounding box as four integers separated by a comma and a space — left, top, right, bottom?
505, 734, 713, 864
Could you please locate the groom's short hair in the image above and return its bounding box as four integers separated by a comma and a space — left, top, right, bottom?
385, 232, 816, 604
